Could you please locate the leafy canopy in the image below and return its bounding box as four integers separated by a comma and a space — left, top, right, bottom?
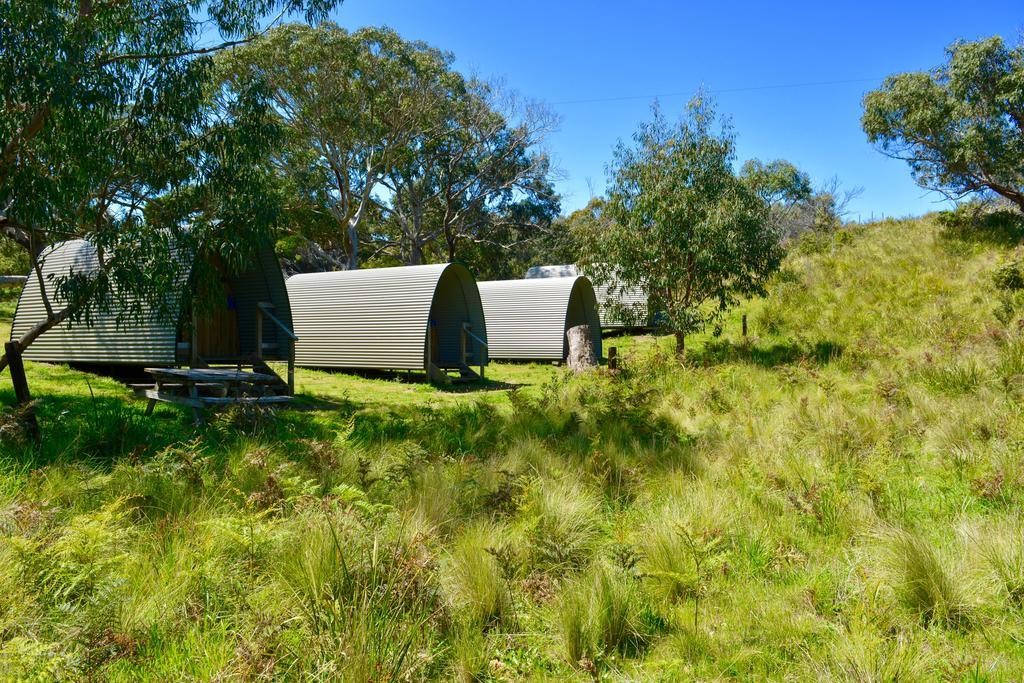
0, 0, 340, 359
219, 23, 559, 272
862, 36, 1024, 211
589, 97, 781, 354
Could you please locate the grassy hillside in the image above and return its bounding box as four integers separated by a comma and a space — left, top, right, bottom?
2, 216, 1024, 680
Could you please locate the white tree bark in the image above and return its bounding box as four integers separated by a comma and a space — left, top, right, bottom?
566, 325, 597, 372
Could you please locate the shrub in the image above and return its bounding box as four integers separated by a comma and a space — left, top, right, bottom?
993, 260, 1024, 291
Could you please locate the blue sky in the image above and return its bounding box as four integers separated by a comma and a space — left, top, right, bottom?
330, 1, 1021, 220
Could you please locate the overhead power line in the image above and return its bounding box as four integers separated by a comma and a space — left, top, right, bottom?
550, 76, 884, 106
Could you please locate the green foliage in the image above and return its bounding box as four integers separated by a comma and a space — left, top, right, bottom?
0, 0, 340, 360
2, 215, 1024, 677
0, 240, 27, 276
218, 24, 559, 273
863, 36, 1024, 210
993, 259, 1024, 290
592, 97, 782, 353
740, 158, 813, 206
936, 201, 1024, 246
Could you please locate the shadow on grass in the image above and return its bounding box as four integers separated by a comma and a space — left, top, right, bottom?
937, 209, 1024, 248
309, 365, 524, 393
694, 338, 844, 368
435, 377, 522, 393
0, 385, 185, 467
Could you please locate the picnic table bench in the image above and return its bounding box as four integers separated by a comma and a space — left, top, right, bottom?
135, 367, 294, 425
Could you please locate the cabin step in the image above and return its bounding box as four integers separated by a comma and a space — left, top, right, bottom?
456, 364, 480, 381
430, 362, 481, 383
250, 360, 291, 395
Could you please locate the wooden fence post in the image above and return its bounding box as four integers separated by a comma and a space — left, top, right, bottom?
5, 341, 39, 444
608, 346, 618, 371
742, 314, 747, 338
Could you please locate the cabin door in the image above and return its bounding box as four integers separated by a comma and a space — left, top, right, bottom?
195, 261, 240, 360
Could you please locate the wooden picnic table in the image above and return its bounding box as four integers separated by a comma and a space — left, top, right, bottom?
138, 367, 292, 425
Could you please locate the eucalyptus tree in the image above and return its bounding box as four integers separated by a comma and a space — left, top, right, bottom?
863, 36, 1024, 211
739, 159, 859, 241
0, 0, 340, 376
589, 98, 781, 356
216, 24, 447, 270
377, 81, 559, 266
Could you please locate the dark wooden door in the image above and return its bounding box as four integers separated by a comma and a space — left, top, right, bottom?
195, 256, 240, 360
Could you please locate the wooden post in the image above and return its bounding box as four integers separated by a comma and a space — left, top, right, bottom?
190, 304, 198, 368
608, 346, 618, 371
566, 325, 598, 372
5, 341, 39, 443
187, 380, 203, 426
742, 314, 747, 337
287, 339, 295, 396
255, 307, 264, 361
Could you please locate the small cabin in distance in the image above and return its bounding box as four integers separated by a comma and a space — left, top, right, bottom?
286, 263, 488, 383
525, 264, 654, 330
477, 276, 603, 362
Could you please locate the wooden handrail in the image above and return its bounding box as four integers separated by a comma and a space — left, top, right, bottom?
462, 323, 487, 348
257, 302, 298, 340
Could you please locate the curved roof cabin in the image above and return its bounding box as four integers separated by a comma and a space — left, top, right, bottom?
477, 276, 602, 361
10, 239, 293, 368
526, 264, 652, 329
286, 263, 487, 382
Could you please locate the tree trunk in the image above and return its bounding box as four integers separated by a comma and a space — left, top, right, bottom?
4, 341, 39, 443
675, 331, 686, 357
346, 220, 359, 270
566, 325, 598, 372
409, 240, 423, 266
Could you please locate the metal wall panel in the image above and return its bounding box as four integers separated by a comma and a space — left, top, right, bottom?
526, 264, 652, 328
477, 276, 602, 361
287, 263, 487, 371
10, 239, 291, 366
10, 240, 181, 365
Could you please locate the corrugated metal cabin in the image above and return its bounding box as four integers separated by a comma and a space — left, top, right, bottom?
286, 263, 488, 382
10, 238, 295, 388
525, 264, 653, 329
477, 276, 602, 361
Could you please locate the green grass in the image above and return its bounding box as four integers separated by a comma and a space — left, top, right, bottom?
4, 215, 1024, 679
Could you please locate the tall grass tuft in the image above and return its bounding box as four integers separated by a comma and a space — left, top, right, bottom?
276, 510, 438, 680
442, 522, 512, 628
878, 527, 971, 628
973, 516, 1024, 608
528, 479, 602, 572
554, 562, 650, 670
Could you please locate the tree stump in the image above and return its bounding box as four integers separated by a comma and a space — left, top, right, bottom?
566, 325, 598, 372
